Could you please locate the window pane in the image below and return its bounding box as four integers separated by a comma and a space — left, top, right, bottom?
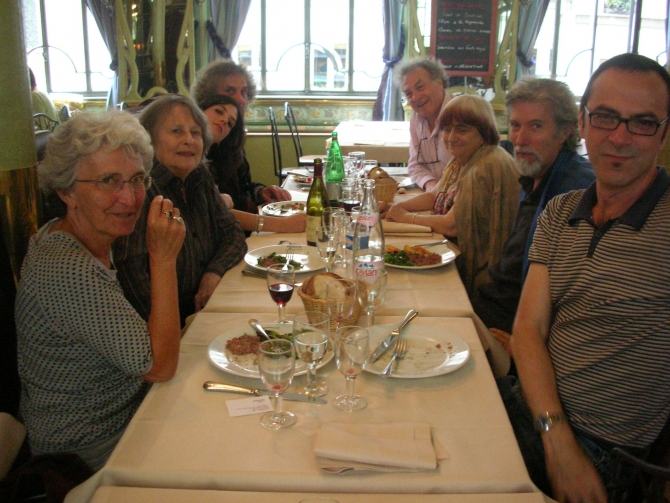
232, 0, 261, 88
86, 9, 114, 93
637, 0, 667, 67
311, 0, 349, 91
23, 0, 47, 88
352, 0, 384, 92
44, 0, 86, 92
265, 0, 305, 91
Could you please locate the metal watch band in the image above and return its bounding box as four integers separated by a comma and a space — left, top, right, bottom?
534, 412, 568, 433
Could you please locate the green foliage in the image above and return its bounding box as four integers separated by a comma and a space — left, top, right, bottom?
605, 0, 630, 13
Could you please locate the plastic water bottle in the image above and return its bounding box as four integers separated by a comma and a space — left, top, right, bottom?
352, 179, 385, 284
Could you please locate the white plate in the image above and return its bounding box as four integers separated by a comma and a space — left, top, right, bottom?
292, 175, 313, 186
364, 324, 470, 378
244, 244, 325, 273
208, 323, 334, 378
262, 201, 306, 217
384, 243, 457, 270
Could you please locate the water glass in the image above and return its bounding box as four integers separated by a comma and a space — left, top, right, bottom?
333, 326, 369, 412
258, 339, 296, 429
315, 226, 339, 272
359, 269, 388, 326
293, 311, 330, 397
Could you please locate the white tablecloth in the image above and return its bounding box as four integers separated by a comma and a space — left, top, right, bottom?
67, 314, 533, 502
90, 486, 548, 503
333, 120, 410, 164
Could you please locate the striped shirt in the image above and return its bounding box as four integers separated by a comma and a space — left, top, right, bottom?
529, 167, 670, 449
113, 161, 247, 325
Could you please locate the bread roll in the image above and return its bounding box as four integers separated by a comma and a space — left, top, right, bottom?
302, 272, 349, 301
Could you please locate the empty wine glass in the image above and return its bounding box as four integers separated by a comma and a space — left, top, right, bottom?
315, 226, 339, 272
321, 207, 346, 229
258, 339, 297, 429
333, 326, 369, 412
359, 269, 388, 326
293, 311, 330, 397
266, 264, 295, 325
325, 278, 358, 333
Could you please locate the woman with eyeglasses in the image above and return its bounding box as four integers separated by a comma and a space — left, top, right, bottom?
16, 110, 185, 471
383, 95, 520, 294
114, 95, 247, 326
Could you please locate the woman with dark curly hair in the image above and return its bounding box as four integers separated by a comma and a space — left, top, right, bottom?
199, 94, 305, 233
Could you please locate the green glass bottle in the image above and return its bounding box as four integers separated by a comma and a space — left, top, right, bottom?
306, 158, 329, 246
325, 132, 345, 207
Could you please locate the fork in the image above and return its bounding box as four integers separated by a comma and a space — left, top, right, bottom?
283, 252, 293, 270
380, 338, 408, 378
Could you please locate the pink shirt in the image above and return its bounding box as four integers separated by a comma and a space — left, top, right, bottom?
407, 93, 453, 190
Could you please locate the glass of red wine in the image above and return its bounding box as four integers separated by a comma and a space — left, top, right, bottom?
266, 264, 295, 325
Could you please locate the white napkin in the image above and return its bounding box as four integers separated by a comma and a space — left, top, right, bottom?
314, 422, 449, 473
382, 221, 433, 237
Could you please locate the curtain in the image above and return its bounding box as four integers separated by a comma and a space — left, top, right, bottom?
373, 0, 405, 121
516, 0, 550, 78
209, 0, 252, 61
86, 0, 118, 107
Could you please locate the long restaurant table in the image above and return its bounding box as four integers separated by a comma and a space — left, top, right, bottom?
67, 313, 535, 502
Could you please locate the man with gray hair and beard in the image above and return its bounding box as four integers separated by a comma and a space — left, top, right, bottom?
470, 78, 594, 357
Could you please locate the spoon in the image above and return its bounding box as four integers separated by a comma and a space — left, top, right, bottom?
249, 319, 272, 341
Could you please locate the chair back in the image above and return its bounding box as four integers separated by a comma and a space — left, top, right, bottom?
284, 102, 304, 165
610, 447, 670, 503
32, 113, 58, 132
268, 107, 284, 185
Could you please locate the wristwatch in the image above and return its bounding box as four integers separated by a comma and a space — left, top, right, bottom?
534, 412, 568, 433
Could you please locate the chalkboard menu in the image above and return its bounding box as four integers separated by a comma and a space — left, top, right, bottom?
431, 0, 498, 77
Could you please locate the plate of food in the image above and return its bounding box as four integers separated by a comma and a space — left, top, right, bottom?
292, 175, 313, 186
384, 244, 456, 270
262, 201, 306, 217
364, 324, 470, 378
208, 323, 334, 378
245, 244, 325, 273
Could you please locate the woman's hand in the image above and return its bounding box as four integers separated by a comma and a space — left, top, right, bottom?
146, 196, 185, 263
194, 272, 222, 312
280, 212, 306, 233
378, 200, 390, 217
385, 204, 411, 223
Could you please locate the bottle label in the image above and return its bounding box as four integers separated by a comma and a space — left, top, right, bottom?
357, 211, 379, 227
306, 215, 320, 245
353, 255, 384, 284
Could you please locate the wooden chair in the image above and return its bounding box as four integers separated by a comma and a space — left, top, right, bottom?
32, 114, 58, 132
284, 102, 320, 169
609, 447, 670, 503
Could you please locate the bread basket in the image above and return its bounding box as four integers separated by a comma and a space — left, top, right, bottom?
297, 273, 367, 329
374, 177, 399, 203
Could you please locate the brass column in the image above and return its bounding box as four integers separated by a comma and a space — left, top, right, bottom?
0, 0, 40, 285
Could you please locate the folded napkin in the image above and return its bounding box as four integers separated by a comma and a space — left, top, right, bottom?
382, 221, 433, 238
314, 422, 449, 474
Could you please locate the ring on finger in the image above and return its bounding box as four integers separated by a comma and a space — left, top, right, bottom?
173, 216, 183, 223
163, 209, 174, 218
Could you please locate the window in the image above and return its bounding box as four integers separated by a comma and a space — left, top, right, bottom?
232, 0, 385, 95
529, 0, 667, 97
23, 0, 113, 96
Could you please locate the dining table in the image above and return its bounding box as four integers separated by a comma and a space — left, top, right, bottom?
65, 177, 528, 502
331, 120, 410, 164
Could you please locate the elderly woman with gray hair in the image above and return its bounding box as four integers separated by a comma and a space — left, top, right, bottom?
114, 94, 247, 325
16, 110, 185, 471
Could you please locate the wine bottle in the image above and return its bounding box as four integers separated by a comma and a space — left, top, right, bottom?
352, 179, 385, 283
305, 158, 329, 247
325, 132, 345, 207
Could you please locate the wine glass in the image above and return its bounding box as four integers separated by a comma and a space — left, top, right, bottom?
359, 269, 388, 326
315, 225, 339, 272
321, 207, 346, 229
293, 311, 330, 397
325, 278, 358, 333
258, 339, 297, 429
333, 326, 369, 412
266, 264, 295, 325
338, 181, 360, 215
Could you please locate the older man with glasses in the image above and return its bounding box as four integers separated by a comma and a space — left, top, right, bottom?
395, 57, 453, 191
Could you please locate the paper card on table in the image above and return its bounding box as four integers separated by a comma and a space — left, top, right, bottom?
226, 396, 273, 417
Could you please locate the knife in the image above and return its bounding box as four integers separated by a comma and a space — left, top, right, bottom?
414, 239, 449, 248
368, 309, 418, 363
203, 381, 327, 404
